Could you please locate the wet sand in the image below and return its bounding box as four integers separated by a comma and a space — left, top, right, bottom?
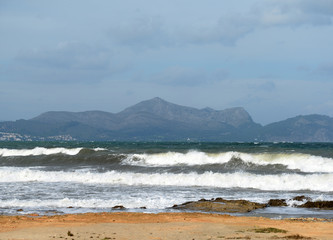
0, 212, 332, 240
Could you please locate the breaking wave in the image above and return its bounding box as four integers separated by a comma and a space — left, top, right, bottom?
0, 167, 332, 192
123, 151, 333, 173
0, 147, 105, 157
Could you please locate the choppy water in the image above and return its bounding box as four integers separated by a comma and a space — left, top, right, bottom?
1, 141, 333, 218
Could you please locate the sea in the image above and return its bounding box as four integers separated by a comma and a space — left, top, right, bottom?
1, 141, 333, 219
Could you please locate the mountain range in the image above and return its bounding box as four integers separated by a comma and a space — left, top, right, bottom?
1, 97, 333, 142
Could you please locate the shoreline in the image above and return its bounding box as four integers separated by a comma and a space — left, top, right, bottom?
1, 212, 333, 239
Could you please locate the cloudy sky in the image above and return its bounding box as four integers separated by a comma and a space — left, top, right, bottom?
1, 0, 333, 124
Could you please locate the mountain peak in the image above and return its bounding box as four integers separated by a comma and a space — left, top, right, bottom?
141, 97, 178, 106
150, 97, 166, 102
119, 97, 186, 116
119, 97, 254, 127
139, 97, 174, 107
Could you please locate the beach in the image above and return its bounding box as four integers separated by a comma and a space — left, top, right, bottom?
1, 212, 333, 240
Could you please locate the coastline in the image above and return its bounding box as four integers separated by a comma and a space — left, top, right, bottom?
1, 212, 333, 240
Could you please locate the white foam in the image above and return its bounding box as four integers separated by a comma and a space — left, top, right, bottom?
0, 167, 332, 192
123, 151, 333, 173
286, 199, 308, 207
93, 147, 107, 151
0, 197, 175, 210
313, 195, 325, 202
0, 147, 83, 156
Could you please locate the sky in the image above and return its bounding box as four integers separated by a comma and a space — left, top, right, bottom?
1, 0, 333, 125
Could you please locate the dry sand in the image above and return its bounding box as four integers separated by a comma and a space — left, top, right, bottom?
0, 212, 332, 240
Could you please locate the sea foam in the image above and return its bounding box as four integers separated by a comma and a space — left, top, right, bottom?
0, 147, 83, 156
0, 167, 332, 192
0, 197, 175, 210
123, 151, 333, 173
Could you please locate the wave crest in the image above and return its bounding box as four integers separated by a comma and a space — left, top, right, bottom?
123, 151, 333, 173
0, 147, 106, 157
0, 167, 332, 192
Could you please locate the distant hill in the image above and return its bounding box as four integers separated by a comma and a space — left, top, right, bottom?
261, 114, 333, 142
1, 97, 333, 142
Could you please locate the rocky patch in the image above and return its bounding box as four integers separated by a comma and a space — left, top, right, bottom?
172, 196, 333, 213
172, 198, 267, 213
268, 196, 333, 210
268, 199, 287, 207
299, 201, 333, 209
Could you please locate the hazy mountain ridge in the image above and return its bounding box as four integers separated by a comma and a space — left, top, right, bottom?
1, 97, 333, 142
119, 97, 253, 127
262, 114, 333, 142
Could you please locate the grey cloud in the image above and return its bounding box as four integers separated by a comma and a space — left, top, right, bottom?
313, 63, 333, 77
301, 0, 333, 16
108, 16, 171, 48
107, 13, 257, 47
248, 81, 276, 92
186, 1, 333, 45
182, 14, 256, 46
255, 0, 333, 27
231, 94, 267, 106
106, 1, 333, 48
6, 42, 130, 83
16, 42, 109, 70
148, 67, 229, 86
201, 0, 333, 45
212, 68, 229, 81
149, 67, 207, 86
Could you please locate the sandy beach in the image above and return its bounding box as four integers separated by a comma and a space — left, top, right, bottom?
0, 212, 332, 240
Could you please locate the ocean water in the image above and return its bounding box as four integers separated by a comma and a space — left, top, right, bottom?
1, 141, 333, 218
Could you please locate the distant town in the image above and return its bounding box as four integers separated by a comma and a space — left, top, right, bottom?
0, 132, 75, 141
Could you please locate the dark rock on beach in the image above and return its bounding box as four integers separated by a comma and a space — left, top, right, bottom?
112, 205, 126, 210
299, 201, 333, 210
172, 198, 267, 213
268, 199, 287, 207
267, 196, 333, 210
268, 196, 313, 207
293, 195, 311, 202
173, 196, 333, 213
